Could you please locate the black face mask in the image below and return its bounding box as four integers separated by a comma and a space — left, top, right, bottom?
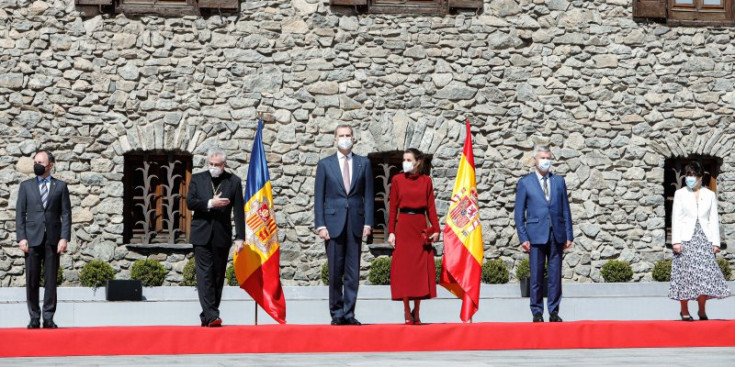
34, 163, 46, 176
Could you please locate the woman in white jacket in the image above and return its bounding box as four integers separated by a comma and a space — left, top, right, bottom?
669, 162, 730, 321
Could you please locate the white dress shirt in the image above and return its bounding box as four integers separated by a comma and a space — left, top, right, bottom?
671, 187, 720, 248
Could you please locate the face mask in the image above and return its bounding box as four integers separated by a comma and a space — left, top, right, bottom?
537, 159, 552, 173
337, 138, 353, 151
209, 167, 223, 178
34, 163, 46, 176
685, 176, 698, 190
402, 162, 415, 173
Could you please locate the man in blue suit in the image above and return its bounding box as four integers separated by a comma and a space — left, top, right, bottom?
314, 124, 374, 326
514, 146, 573, 322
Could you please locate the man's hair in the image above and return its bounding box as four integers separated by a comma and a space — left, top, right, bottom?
334, 124, 354, 137
533, 145, 551, 158
206, 147, 227, 162
34, 149, 55, 163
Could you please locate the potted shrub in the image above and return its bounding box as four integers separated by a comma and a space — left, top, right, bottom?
321, 261, 329, 285
130, 259, 167, 287
652, 259, 672, 282
516, 258, 548, 297
226, 264, 239, 286
40, 265, 64, 287
516, 258, 531, 297
601, 260, 633, 282
181, 257, 196, 286
368, 256, 391, 285
80, 260, 115, 289
717, 258, 732, 281
435, 259, 442, 284
482, 259, 510, 284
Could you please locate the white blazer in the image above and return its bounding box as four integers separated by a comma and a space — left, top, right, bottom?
671, 187, 720, 248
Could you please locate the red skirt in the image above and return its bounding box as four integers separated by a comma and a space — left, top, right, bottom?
390, 213, 437, 300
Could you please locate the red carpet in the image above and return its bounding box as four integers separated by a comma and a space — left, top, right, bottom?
1, 320, 734, 357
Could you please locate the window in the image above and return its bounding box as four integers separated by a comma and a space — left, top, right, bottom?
663, 156, 721, 245
633, 0, 735, 26
75, 0, 238, 16
367, 151, 433, 245
123, 152, 193, 246
330, 0, 481, 14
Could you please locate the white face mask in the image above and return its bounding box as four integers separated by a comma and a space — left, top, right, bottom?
337, 137, 354, 151
402, 162, 415, 173
537, 159, 552, 173
209, 167, 223, 178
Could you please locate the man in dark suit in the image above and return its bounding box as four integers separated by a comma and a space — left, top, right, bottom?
514, 145, 574, 323
16, 149, 71, 329
314, 124, 374, 326
186, 147, 245, 327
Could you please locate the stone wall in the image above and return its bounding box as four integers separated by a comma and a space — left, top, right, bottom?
1, 0, 734, 286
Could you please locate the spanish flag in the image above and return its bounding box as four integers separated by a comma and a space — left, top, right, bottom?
440, 118, 483, 322
233, 119, 286, 324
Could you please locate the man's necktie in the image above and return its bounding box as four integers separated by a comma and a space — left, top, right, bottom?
343, 156, 351, 193
542, 176, 549, 201
40, 181, 48, 209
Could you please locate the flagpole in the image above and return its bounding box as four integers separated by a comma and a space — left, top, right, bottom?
255, 302, 259, 325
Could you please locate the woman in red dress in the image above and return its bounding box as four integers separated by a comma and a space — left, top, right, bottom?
387, 148, 440, 325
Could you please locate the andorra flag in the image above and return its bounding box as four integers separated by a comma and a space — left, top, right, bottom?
233, 118, 286, 324
440, 118, 483, 322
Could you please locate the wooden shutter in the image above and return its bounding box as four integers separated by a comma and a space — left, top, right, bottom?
448, 0, 482, 10
330, 0, 367, 5
633, 0, 667, 18
76, 0, 113, 4
198, 0, 239, 11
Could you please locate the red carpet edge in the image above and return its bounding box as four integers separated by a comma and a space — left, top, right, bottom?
1, 320, 734, 357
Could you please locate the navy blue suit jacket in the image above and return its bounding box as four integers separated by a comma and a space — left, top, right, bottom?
314, 153, 374, 238
514, 172, 574, 245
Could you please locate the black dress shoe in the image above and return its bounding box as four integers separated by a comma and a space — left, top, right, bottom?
27, 319, 40, 329
330, 317, 344, 325
206, 318, 222, 327
343, 318, 362, 326
532, 314, 544, 323
698, 313, 709, 321
549, 313, 563, 322
42, 320, 58, 329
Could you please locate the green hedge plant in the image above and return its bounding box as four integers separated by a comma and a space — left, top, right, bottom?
717, 258, 732, 281
368, 257, 391, 285
652, 259, 672, 282
435, 259, 442, 284
516, 258, 531, 280
130, 259, 167, 287
482, 259, 510, 284
80, 260, 115, 288
40, 265, 64, 287
321, 262, 329, 285
226, 264, 238, 286
182, 257, 196, 286
601, 260, 633, 282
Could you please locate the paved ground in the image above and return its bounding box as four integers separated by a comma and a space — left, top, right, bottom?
2, 348, 734, 366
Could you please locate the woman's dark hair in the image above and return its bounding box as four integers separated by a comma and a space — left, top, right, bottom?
684, 161, 703, 177
404, 148, 425, 174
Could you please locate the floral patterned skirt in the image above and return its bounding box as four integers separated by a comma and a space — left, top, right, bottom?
669, 221, 731, 301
